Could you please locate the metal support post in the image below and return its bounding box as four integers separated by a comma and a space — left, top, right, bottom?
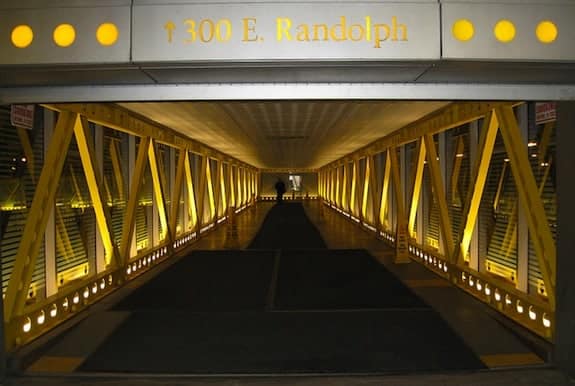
516, 104, 529, 292
468, 120, 480, 270
43, 109, 57, 298
94, 124, 107, 274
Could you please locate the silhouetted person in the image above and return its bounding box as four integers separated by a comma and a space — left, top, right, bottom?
274, 178, 286, 203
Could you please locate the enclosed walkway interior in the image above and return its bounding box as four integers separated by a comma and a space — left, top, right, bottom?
21, 200, 548, 379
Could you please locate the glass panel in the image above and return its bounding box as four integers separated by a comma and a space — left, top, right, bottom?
0, 105, 45, 302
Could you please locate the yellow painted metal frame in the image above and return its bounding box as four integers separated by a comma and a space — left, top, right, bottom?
361, 158, 371, 222
74, 116, 120, 267
119, 137, 151, 263
368, 155, 379, 228
4, 111, 77, 322
389, 147, 410, 263
379, 151, 391, 229
454, 112, 499, 266
183, 151, 199, 231
335, 167, 341, 208
205, 158, 216, 221
219, 162, 228, 215
350, 159, 359, 217
170, 148, 186, 239
229, 165, 236, 208
496, 106, 556, 309
423, 134, 455, 262
147, 140, 171, 242
408, 139, 426, 238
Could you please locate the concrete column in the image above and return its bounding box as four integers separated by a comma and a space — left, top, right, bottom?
43, 109, 57, 298
516, 104, 529, 292
555, 101, 575, 377
94, 125, 106, 274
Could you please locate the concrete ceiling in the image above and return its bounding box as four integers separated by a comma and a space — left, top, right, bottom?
119, 101, 449, 169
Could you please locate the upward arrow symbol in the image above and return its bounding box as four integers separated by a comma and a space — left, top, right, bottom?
164, 21, 176, 43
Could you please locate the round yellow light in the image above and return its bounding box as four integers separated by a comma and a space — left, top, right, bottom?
53, 24, 76, 47
97, 23, 119, 46
11, 25, 34, 48
452, 19, 474, 42
494, 19, 516, 43
536, 20, 558, 43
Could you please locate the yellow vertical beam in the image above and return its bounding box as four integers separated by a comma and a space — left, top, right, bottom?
119, 137, 150, 263
236, 167, 242, 207
496, 106, 556, 309
169, 148, 186, 239
454, 112, 499, 266
196, 155, 208, 228
229, 165, 236, 208
341, 165, 348, 211
205, 158, 216, 221
361, 158, 371, 221
335, 167, 341, 207
74, 116, 120, 267
389, 147, 410, 263
212, 159, 222, 219
109, 139, 126, 202
379, 151, 391, 229
4, 111, 76, 323
242, 167, 248, 206
368, 155, 379, 227
408, 139, 426, 238
350, 160, 358, 216
220, 162, 228, 213
148, 140, 170, 242
183, 151, 198, 231
423, 134, 455, 262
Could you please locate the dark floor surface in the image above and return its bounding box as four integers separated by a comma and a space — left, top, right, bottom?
78, 203, 485, 374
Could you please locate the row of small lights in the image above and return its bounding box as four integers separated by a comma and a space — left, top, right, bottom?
380, 231, 395, 244
22, 274, 115, 334
10, 23, 119, 49
452, 19, 558, 43
126, 247, 168, 277
460, 271, 551, 329
409, 245, 449, 274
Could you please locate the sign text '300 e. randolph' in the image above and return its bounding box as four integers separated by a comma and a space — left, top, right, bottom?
164, 16, 408, 49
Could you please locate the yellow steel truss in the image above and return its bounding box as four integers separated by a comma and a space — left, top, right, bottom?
408, 139, 426, 238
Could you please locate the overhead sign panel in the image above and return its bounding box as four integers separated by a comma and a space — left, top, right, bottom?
132, 3, 441, 62
442, 3, 575, 61
0, 6, 131, 65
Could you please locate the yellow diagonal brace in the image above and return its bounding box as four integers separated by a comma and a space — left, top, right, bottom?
74, 116, 120, 267
170, 148, 186, 239
206, 160, 216, 220
196, 155, 208, 226
109, 139, 125, 202
148, 140, 170, 242
228, 165, 236, 208
423, 134, 455, 262
368, 155, 379, 227
496, 106, 556, 309
220, 163, 227, 212
454, 112, 499, 266
120, 137, 150, 263
350, 160, 358, 216
69, 164, 85, 206
361, 158, 371, 221
493, 161, 508, 213
538, 122, 554, 164
4, 111, 76, 323
408, 139, 426, 238
341, 164, 348, 211
184, 151, 198, 231
389, 147, 410, 263
213, 159, 222, 218
379, 151, 391, 229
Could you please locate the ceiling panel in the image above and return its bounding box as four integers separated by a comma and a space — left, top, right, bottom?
119, 100, 448, 169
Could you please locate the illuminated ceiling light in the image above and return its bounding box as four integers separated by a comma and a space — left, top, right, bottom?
83, 287, 90, 299
476, 280, 482, 291
92, 283, 98, 294
469, 277, 475, 287
536, 20, 558, 44
11, 25, 34, 48
62, 298, 69, 310
73, 293, 80, 304
455, 153, 464, 158
527, 141, 537, 147
97, 23, 119, 46
484, 284, 491, 296
494, 20, 516, 43
100, 278, 106, 290
53, 23, 76, 47
22, 317, 32, 333
452, 19, 474, 42
516, 300, 524, 314
504, 158, 510, 162
50, 304, 58, 318
505, 294, 512, 306
529, 306, 537, 320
